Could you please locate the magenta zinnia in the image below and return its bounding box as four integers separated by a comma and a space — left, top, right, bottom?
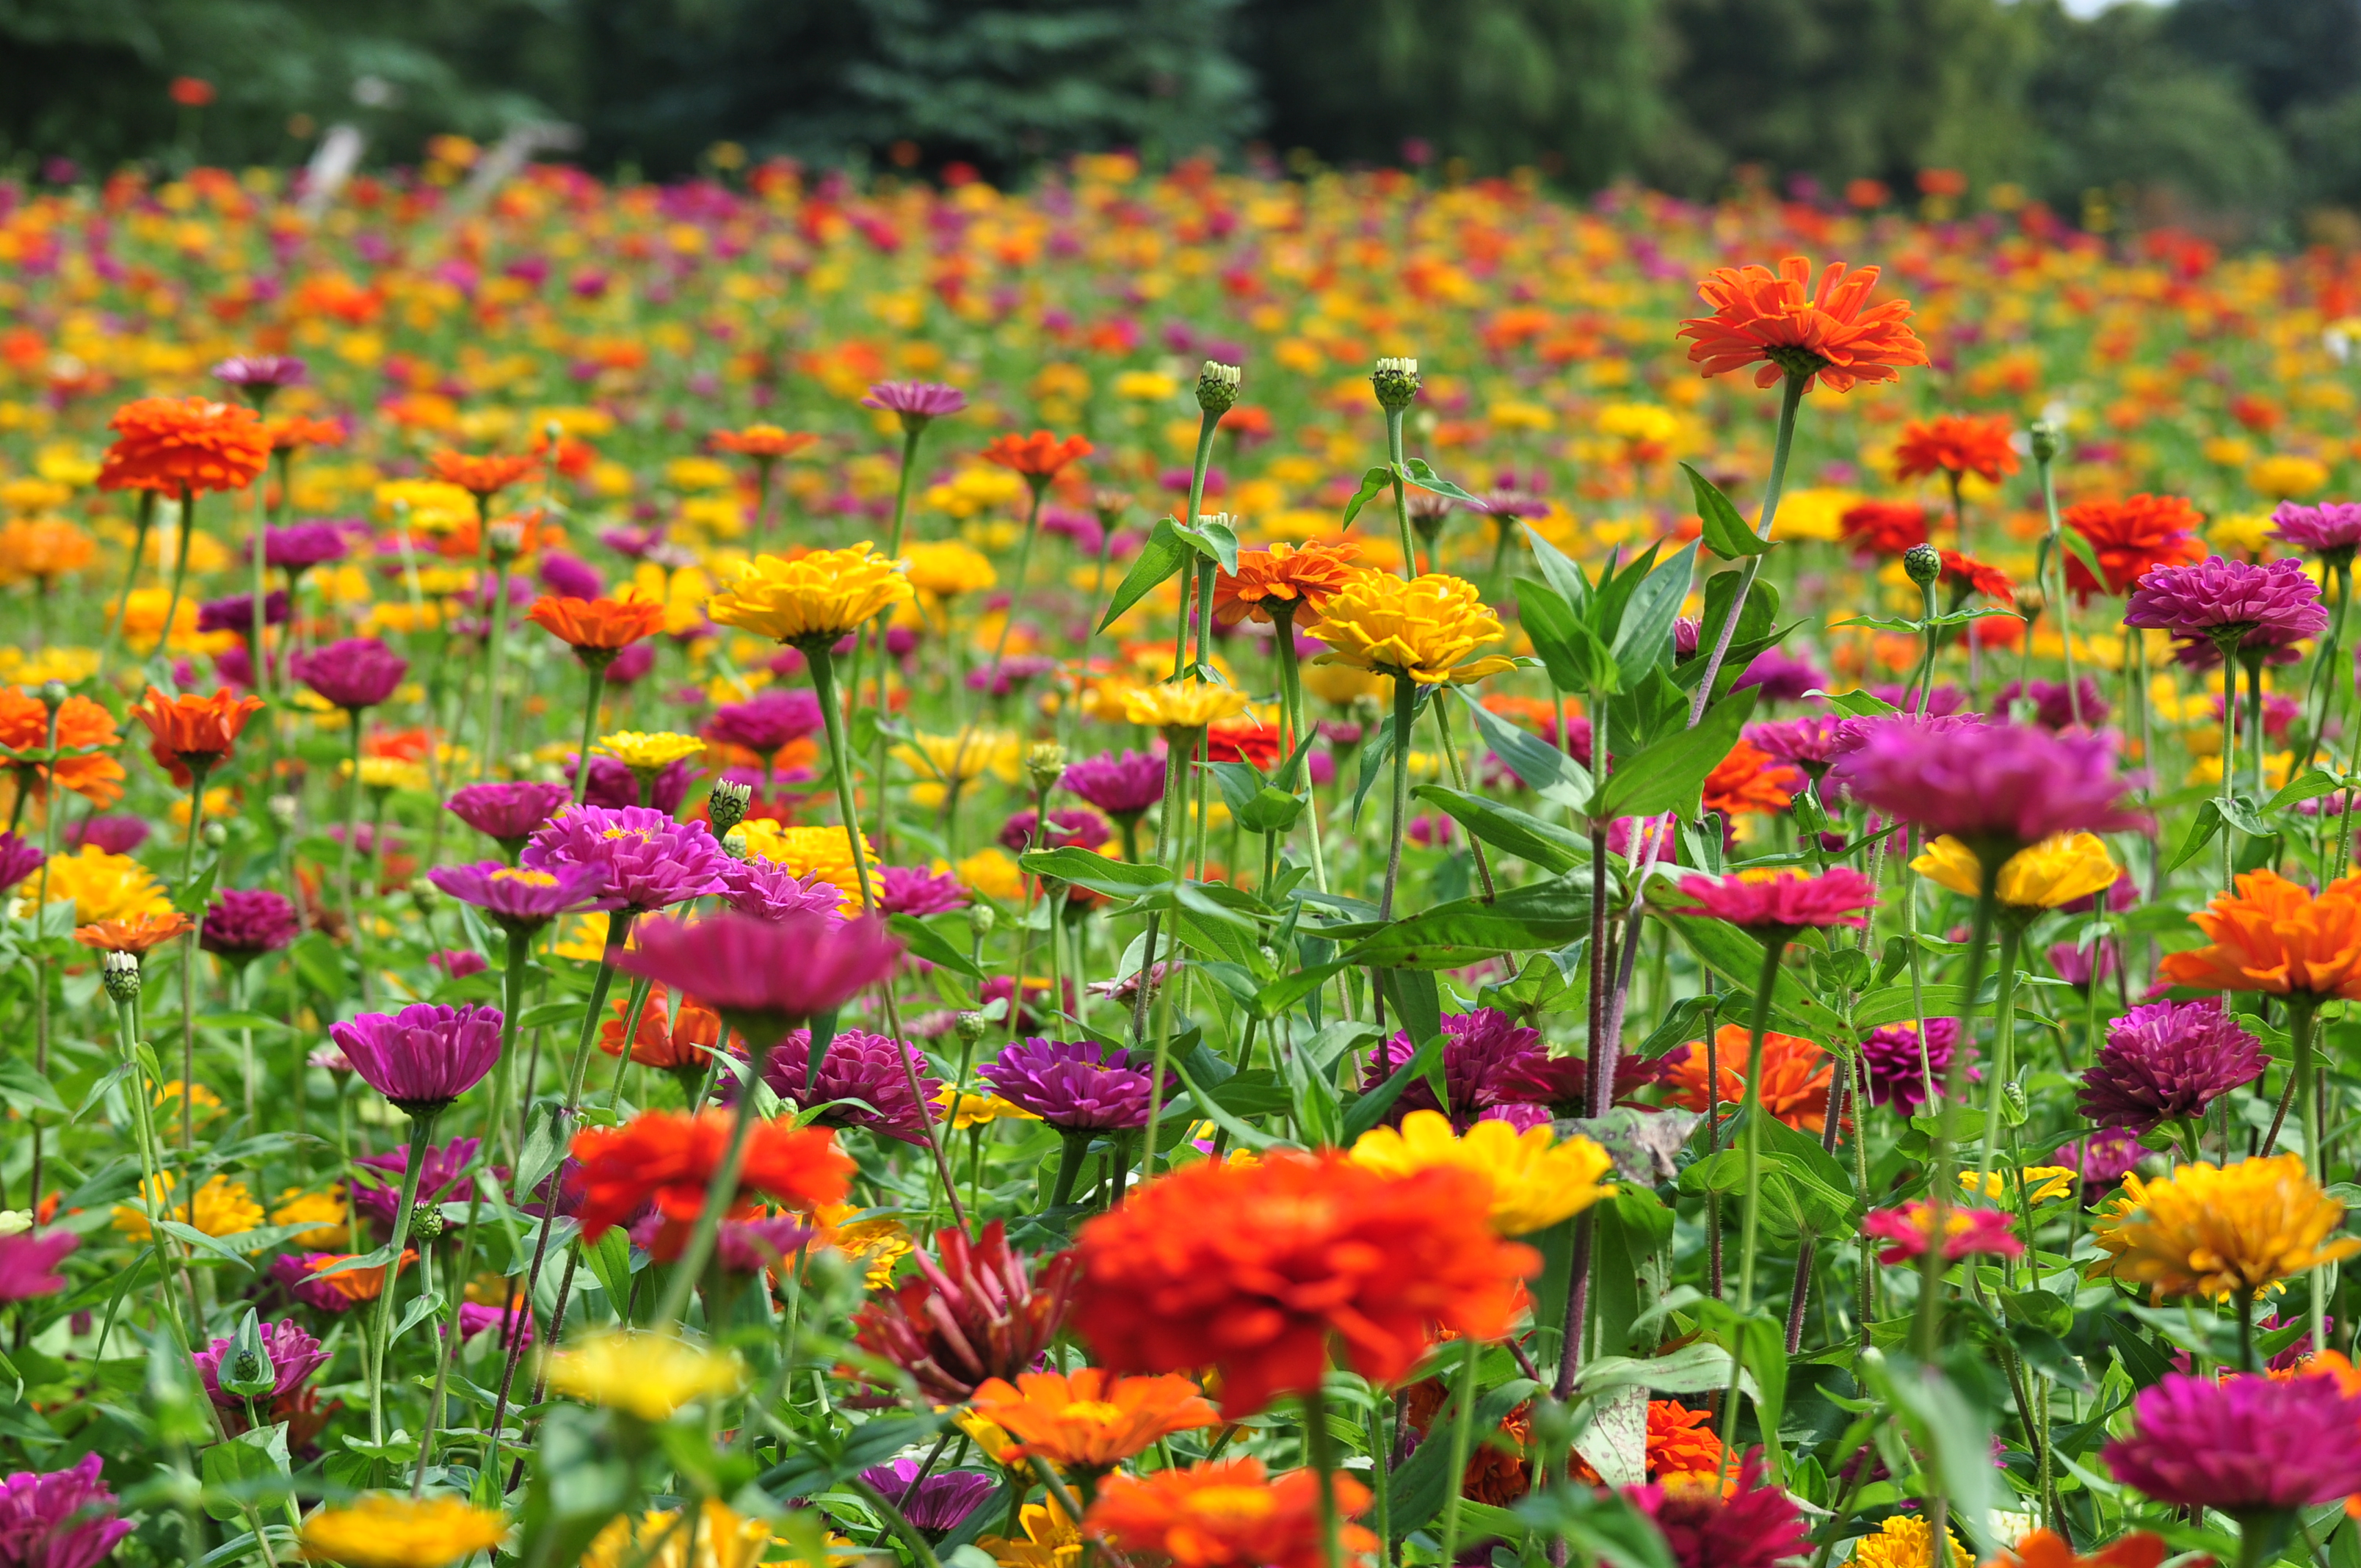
1675, 867, 1876, 932
2103, 1371, 2361, 1513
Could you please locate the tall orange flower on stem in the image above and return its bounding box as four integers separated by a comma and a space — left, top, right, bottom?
982, 431, 1094, 492
1214, 541, 1362, 628
710, 424, 818, 545
98, 396, 272, 679
0, 689, 126, 807
1898, 413, 2022, 548
1677, 256, 1929, 393
74, 910, 195, 956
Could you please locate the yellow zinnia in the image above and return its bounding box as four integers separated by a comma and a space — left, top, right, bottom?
1348, 1109, 1615, 1236
902, 540, 998, 600
272, 1186, 351, 1249
736, 819, 868, 914
1959, 1165, 2078, 1205
1120, 679, 1250, 732
1911, 831, 2118, 911
1306, 570, 1516, 686
706, 542, 913, 645
936, 1084, 1043, 1128
40, 846, 171, 926
297, 1495, 507, 1568
112, 1172, 263, 1243
1849, 1514, 1970, 1568
813, 1202, 911, 1288
542, 1329, 744, 1421
596, 730, 708, 772
579, 1499, 771, 1568
2088, 1153, 2360, 1302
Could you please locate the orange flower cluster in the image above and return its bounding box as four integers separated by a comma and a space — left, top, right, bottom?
427, 449, 538, 497
295, 1249, 415, 1305
2158, 869, 2361, 998
132, 687, 264, 772
267, 415, 346, 453
982, 430, 1093, 481
0, 689, 125, 805
1896, 413, 2022, 486
597, 981, 721, 1070
1677, 256, 1928, 393
567, 1109, 854, 1239
2061, 494, 2207, 600
526, 595, 668, 653
1070, 1152, 1537, 1417
1662, 1025, 1835, 1132
1085, 1457, 1376, 1568
1988, 1531, 2169, 1568
74, 910, 195, 955
96, 396, 270, 496
1700, 737, 1799, 818
1213, 541, 1361, 627
711, 425, 817, 461
967, 1368, 1219, 1472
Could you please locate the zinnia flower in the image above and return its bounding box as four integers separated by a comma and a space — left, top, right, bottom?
1627, 1449, 1808, 1568
0, 1231, 76, 1302
444, 780, 571, 854
1072, 1152, 1537, 1416
1912, 831, 2120, 912
567, 1109, 853, 1240
1840, 498, 1931, 555
328, 1003, 504, 1116
131, 686, 264, 769
580, 1499, 772, 1568
706, 543, 913, 647
1862, 1201, 2023, 1264
2078, 999, 2268, 1133
1895, 413, 2021, 485
2102, 1371, 2361, 1513
968, 1368, 1219, 1472
2089, 1154, 2360, 1302
980, 1038, 1163, 1130
541, 1328, 743, 1420
1348, 1109, 1614, 1235
2272, 499, 2361, 559
1123, 679, 1251, 731
708, 424, 816, 461
981, 430, 1094, 484
2124, 556, 2326, 658
1860, 1020, 1972, 1114
525, 595, 667, 660
1085, 1457, 1377, 1568
2157, 869, 2361, 998
291, 637, 408, 711
611, 910, 901, 1042
519, 804, 725, 913
426, 449, 537, 498
1852, 1515, 1971, 1568
597, 981, 719, 1072
1306, 570, 1515, 685
1675, 867, 1876, 932
192, 1318, 329, 1413
96, 396, 270, 494
296, 1493, 505, 1568
1676, 256, 1929, 392
1699, 736, 1800, 816
850, 1221, 1079, 1403
74, 909, 194, 954
1835, 718, 2147, 852
862, 380, 969, 428
1062, 750, 1167, 819
1987, 1530, 2168, 1568
1661, 1025, 1834, 1132
1361, 1007, 1586, 1128
760, 1028, 943, 1143
0, 1454, 135, 1568
2062, 495, 2207, 600
428, 861, 610, 934
1214, 540, 1362, 625
0, 689, 124, 805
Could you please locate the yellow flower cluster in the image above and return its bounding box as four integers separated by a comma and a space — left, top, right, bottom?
1308, 570, 1515, 686
112, 1172, 262, 1242
1349, 1109, 1615, 1236
39, 846, 170, 925
597, 730, 708, 772
1912, 831, 2119, 910
1121, 679, 1250, 731
735, 819, 868, 914
580, 1499, 775, 1568
706, 542, 912, 645
543, 1329, 744, 1421
2089, 1153, 2360, 1302
902, 539, 998, 600
297, 1494, 507, 1568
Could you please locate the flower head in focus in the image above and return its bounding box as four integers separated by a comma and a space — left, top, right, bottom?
707, 544, 913, 647
851, 1220, 1078, 1403
968, 1368, 1219, 1473
1214, 541, 1363, 626
1307, 570, 1514, 686
1896, 413, 2021, 485
1675, 867, 1876, 932
982, 431, 1094, 488
2158, 870, 2361, 998
1084, 1457, 1375, 1568
1677, 256, 1928, 392
1851, 1514, 1971, 1568
567, 1109, 852, 1239
525, 595, 667, 663
97, 396, 270, 494
1661, 1025, 1834, 1132
1348, 1109, 1614, 1234
291, 637, 408, 712
327, 1004, 504, 1117
2125, 556, 2326, 660
131, 686, 264, 772
73, 909, 195, 954
2089, 1155, 2359, 1302
2102, 1371, 2361, 1513
2079, 999, 2268, 1133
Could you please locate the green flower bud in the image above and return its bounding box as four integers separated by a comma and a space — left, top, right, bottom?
1196, 360, 1242, 415
101, 950, 142, 1003
1371, 357, 1422, 413
708, 779, 753, 838
1904, 543, 1943, 587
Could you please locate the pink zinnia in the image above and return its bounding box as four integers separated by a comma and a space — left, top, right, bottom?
2274, 500, 2361, 556
1675, 868, 1876, 932
1863, 1201, 2022, 1265
612, 910, 902, 1044
1834, 717, 2148, 848
1627, 1448, 1809, 1568
0, 1232, 76, 1302
2103, 1372, 2361, 1512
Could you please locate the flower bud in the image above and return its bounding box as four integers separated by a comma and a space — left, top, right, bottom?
954, 1010, 990, 1045
408, 1204, 446, 1242
37, 680, 66, 713
708, 779, 752, 838
1904, 543, 1943, 587
722, 824, 750, 861
2028, 420, 2061, 465
101, 950, 142, 1003
1196, 360, 1242, 415
267, 794, 299, 829
965, 901, 996, 941
219, 1309, 278, 1399
486, 519, 526, 563
201, 820, 228, 849
1371, 357, 1422, 413
1025, 742, 1068, 794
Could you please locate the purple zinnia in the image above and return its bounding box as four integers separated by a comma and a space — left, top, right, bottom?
998, 805, 1112, 854
1062, 749, 1166, 820
1731, 645, 1825, 703
856, 1461, 995, 1533
1362, 1009, 1561, 1130
192, 1318, 329, 1415
2125, 556, 2327, 662
454, 1299, 533, 1350
2056, 1129, 2148, 1197
631, 1210, 815, 1276
2103, 1372, 2361, 1513
0, 1454, 134, 1568
2078, 998, 2268, 1134
521, 804, 726, 912
968, 656, 1059, 699
612, 911, 903, 1039
269, 1252, 371, 1314
197, 589, 290, 635
2047, 937, 2119, 988
328, 1003, 504, 1116
861, 380, 968, 427
446, 780, 572, 855
263, 521, 350, 573
0, 833, 42, 896
538, 551, 602, 600
1859, 1019, 1974, 1114
876, 864, 967, 916
1835, 717, 2148, 849
706, 689, 822, 755
352, 1136, 480, 1231
199, 888, 300, 959
980, 1037, 1162, 1130
63, 816, 147, 854
428, 860, 611, 933
291, 636, 408, 711
716, 857, 844, 922
2272, 499, 2361, 557
212, 354, 308, 396
759, 1028, 943, 1143
1744, 715, 1863, 777
0, 1231, 76, 1302
1993, 676, 2110, 730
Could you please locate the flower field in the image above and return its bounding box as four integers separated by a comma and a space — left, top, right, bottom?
5, 150, 2361, 1567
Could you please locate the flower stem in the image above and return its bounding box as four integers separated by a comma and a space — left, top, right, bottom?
570, 662, 609, 802
2034, 447, 2081, 727
1687, 369, 1806, 725
1736, 931, 1790, 1313
366, 1106, 439, 1449
1973, 921, 2025, 1183
867, 424, 926, 862
1918, 870, 2001, 1360
1304, 1380, 1343, 1568
651, 1033, 773, 1329
95, 491, 156, 678
178, 758, 214, 1153
340, 708, 366, 990
159, 486, 198, 683
1437, 1338, 1481, 1568
482, 561, 512, 773
1384, 410, 1416, 578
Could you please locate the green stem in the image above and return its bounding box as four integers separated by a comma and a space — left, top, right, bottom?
1304, 1381, 1343, 1568
366, 1107, 440, 1448
1385, 410, 1416, 577
482, 561, 512, 774
869, 424, 926, 862
1687, 369, 1805, 723
1437, 1339, 1481, 1568
2035, 453, 2081, 728
96, 491, 156, 678
650, 1032, 773, 1329
570, 661, 609, 801
340, 709, 364, 987
1918, 871, 2002, 1360
1736, 932, 1790, 1313
2291, 995, 2326, 1352
1973, 922, 2025, 1182
158, 486, 198, 680
1048, 1129, 1089, 1209
177, 759, 214, 1154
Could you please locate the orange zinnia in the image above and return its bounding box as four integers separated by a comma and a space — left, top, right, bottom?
298, 1250, 416, 1305
1071, 1152, 1538, 1417
1085, 1458, 1376, 1568
1839, 499, 1929, 556
1213, 541, 1362, 626
967, 1368, 1220, 1472
2061, 495, 2208, 600
982, 431, 1094, 483
1895, 414, 2021, 486
1676, 256, 1928, 393
74, 910, 195, 955
1568, 1398, 1726, 1487
2157, 870, 2361, 999
1661, 1024, 1835, 1132
1700, 737, 1799, 818
268, 415, 347, 452
0, 689, 126, 805
597, 981, 721, 1070
526, 595, 667, 656
427, 449, 538, 498
1940, 549, 2014, 603
711, 425, 817, 462
567, 1109, 854, 1240
96, 396, 271, 496
132, 687, 264, 767
1986, 1529, 2169, 1568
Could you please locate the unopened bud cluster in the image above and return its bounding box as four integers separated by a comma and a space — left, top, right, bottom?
1196, 360, 1241, 415
1904, 543, 1943, 587
101, 950, 142, 1003
1371, 357, 1422, 413
709, 779, 752, 838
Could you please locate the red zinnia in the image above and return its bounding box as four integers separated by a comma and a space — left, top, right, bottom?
1863, 1200, 2024, 1264
1940, 549, 2014, 603
1675, 868, 1876, 932
1895, 414, 2021, 485
2062, 495, 2208, 600
981, 431, 1094, 483
1839, 499, 1930, 556
1677, 257, 1929, 393
1071, 1152, 1537, 1418
98, 397, 270, 496
567, 1109, 854, 1240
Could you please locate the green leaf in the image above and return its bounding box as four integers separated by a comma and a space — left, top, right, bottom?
1252, 962, 1351, 1020
1341, 1030, 1443, 1144
1389, 1365, 1539, 1529
2269, 767, 2342, 811
1397, 457, 1481, 506
2166, 799, 2225, 872
1016, 846, 1172, 899
1857, 1352, 1997, 1552
0, 1060, 66, 1117
1341, 876, 1594, 970
1455, 688, 1589, 813
194, 1012, 290, 1034
1516, 575, 1617, 695
1521, 522, 1594, 613
1655, 908, 1849, 1039
1682, 462, 1772, 558
1171, 1061, 1285, 1150
1412, 786, 1587, 874
759, 1412, 946, 1502
200, 1423, 292, 1522
1515, 1486, 1676, 1568
159, 1220, 259, 1271
1592, 685, 1758, 823
580, 1227, 634, 1307
2058, 522, 2106, 588
519, 1000, 586, 1031
886, 913, 984, 979
1234, 785, 1308, 835
1173, 515, 1240, 573
1098, 517, 1192, 632
1338, 465, 1398, 529
1693, 1300, 1789, 1474
170, 864, 219, 919
1821, 688, 1901, 718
